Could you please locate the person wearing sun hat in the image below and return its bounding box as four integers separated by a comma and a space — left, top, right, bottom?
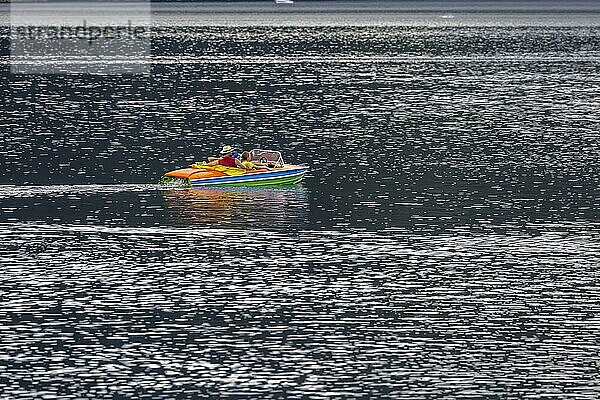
208, 145, 245, 168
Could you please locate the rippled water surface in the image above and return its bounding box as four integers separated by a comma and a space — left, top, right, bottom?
1, 2, 600, 398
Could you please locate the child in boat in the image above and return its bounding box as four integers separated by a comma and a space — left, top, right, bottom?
239, 151, 270, 170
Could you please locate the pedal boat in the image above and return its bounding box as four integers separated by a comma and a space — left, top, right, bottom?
159, 149, 308, 187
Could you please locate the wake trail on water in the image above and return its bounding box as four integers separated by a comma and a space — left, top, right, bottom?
0, 184, 162, 199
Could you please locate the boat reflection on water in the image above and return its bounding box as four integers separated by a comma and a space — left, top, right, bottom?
161, 185, 309, 229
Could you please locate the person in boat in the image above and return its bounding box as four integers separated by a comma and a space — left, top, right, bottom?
239, 151, 271, 170
208, 145, 246, 168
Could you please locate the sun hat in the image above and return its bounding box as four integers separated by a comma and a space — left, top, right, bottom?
220, 145, 234, 155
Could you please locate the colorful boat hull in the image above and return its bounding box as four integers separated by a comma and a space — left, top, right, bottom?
191, 167, 307, 187
160, 165, 308, 187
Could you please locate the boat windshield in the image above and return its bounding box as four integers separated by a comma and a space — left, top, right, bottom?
249, 149, 285, 167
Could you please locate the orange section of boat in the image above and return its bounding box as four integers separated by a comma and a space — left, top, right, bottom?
164, 168, 222, 180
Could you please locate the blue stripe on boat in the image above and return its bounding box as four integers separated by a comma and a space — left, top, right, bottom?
190, 168, 307, 185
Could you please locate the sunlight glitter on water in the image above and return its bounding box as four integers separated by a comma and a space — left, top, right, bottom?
1, 3, 600, 398
1, 223, 599, 398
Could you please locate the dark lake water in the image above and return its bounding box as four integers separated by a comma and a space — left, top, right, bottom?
1, 2, 600, 398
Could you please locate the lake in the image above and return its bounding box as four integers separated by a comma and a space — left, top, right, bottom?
1, 1, 599, 398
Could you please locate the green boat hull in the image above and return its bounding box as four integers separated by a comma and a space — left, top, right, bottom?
195, 174, 305, 187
